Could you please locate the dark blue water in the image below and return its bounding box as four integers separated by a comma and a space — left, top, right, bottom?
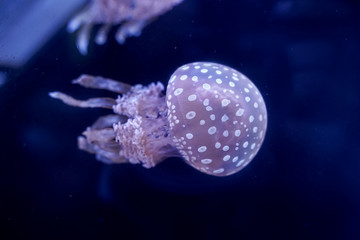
1, 0, 360, 239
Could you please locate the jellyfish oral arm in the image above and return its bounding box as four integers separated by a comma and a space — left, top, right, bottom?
49, 74, 131, 108
72, 74, 132, 93
50, 75, 180, 167
49, 91, 116, 108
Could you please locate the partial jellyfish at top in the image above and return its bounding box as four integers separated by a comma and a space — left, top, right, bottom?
67, 0, 184, 55
49, 62, 267, 176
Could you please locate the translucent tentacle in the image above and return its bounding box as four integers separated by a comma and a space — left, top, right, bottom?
77, 23, 93, 55
95, 24, 112, 45
78, 114, 129, 164
91, 115, 127, 129
77, 136, 127, 164
67, 9, 89, 33
115, 20, 146, 44
82, 127, 115, 143
113, 82, 166, 118
49, 92, 115, 109
72, 74, 131, 93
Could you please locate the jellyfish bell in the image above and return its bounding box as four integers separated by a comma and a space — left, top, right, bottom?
49, 62, 267, 177
166, 62, 267, 176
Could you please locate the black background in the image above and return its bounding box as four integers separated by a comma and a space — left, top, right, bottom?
1, 0, 360, 239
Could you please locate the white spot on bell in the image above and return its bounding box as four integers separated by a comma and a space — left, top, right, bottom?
213, 168, 224, 174
236, 108, 244, 116
236, 159, 245, 167
201, 159, 212, 164
203, 99, 209, 106
188, 94, 197, 101
259, 130, 264, 138
186, 133, 194, 139
174, 88, 183, 96
221, 114, 229, 122
198, 146, 207, 152
221, 99, 231, 107
186, 111, 196, 119
182, 66, 189, 70
223, 155, 231, 161
259, 114, 263, 121
222, 145, 229, 151
223, 130, 229, 137
249, 115, 254, 123
208, 126, 217, 135
170, 74, 177, 81
203, 83, 211, 90
180, 75, 188, 80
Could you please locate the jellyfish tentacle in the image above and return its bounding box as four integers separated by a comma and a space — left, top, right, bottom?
91, 114, 127, 129
115, 20, 146, 44
113, 82, 166, 118
49, 92, 115, 109
76, 23, 94, 55
77, 136, 127, 164
78, 115, 130, 164
72, 74, 132, 93
67, 6, 91, 33
95, 24, 112, 45
113, 115, 177, 168
82, 127, 116, 142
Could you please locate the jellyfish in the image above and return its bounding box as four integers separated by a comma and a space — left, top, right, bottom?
68, 0, 184, 55
49, 62, 267, 176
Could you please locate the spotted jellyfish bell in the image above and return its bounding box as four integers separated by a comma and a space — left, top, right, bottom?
166, 62, 267, 176
49, 62, 267, 176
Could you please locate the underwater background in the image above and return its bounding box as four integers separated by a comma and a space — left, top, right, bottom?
1, 0, 360, 239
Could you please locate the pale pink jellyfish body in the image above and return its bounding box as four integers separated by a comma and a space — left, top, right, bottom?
50, 62, 267, 176
68, 0, 183, 55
